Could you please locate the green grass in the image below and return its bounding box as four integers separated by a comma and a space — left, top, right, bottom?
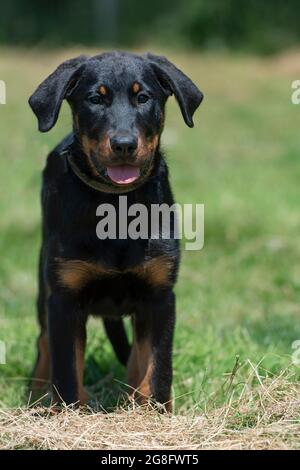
1, 47, 300, 412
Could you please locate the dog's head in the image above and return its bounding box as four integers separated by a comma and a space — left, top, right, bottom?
29, 52, 203, 189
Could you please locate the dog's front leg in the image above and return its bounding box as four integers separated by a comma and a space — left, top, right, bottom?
48, 293, 87, 406
128, 290, 176, 412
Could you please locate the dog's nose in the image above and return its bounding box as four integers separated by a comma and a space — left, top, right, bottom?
110, 135, 138, 157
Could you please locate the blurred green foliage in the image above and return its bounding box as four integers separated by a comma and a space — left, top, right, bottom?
0, 0, 300, 53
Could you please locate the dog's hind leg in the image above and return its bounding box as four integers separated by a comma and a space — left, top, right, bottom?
103, 318, 131, 366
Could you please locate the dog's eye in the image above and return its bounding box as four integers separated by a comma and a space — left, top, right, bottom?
89, 95, 101, 105
137, 93, 150, 104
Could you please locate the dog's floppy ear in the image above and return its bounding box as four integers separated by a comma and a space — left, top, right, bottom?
29, 55, 89, 132
145, 53, 203, 127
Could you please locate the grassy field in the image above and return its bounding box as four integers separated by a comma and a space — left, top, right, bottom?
1, 47, 300, 448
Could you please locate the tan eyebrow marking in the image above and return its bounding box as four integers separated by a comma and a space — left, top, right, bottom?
132, 82, 140, 94
99, 85, 107, 96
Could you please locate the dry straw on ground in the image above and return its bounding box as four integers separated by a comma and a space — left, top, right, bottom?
1, 369, 300, 450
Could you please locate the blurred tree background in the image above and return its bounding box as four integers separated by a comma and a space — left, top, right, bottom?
0, 0, 300, 54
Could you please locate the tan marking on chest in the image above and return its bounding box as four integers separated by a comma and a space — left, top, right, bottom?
57, 259, 116, 291
131, 255, 174, 287
57, 255, 174, 291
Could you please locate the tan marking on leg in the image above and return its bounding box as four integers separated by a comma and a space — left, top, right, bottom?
127, 319, 153, 405
127, 317, 173, 412
138, 349, 172, 412
75, 339, 87, 404
127, 338, 140, 391
31, 280, 52, 400
137, 340, 154, 402
31, 333, 50, 392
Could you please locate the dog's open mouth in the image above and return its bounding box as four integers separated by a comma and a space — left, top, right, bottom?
106, 165, 140, 185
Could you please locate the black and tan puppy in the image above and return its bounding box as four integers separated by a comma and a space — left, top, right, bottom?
29, 52, 203, 411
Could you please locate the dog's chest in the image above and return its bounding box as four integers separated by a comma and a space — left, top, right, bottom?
57, 249, 173, 293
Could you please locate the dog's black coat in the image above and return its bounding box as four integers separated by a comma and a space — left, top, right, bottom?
29, 51, 203, 409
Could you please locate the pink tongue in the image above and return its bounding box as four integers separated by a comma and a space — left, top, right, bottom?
107, 165, 140, 184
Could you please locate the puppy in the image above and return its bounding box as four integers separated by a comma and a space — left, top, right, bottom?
29, 52, 203, 411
